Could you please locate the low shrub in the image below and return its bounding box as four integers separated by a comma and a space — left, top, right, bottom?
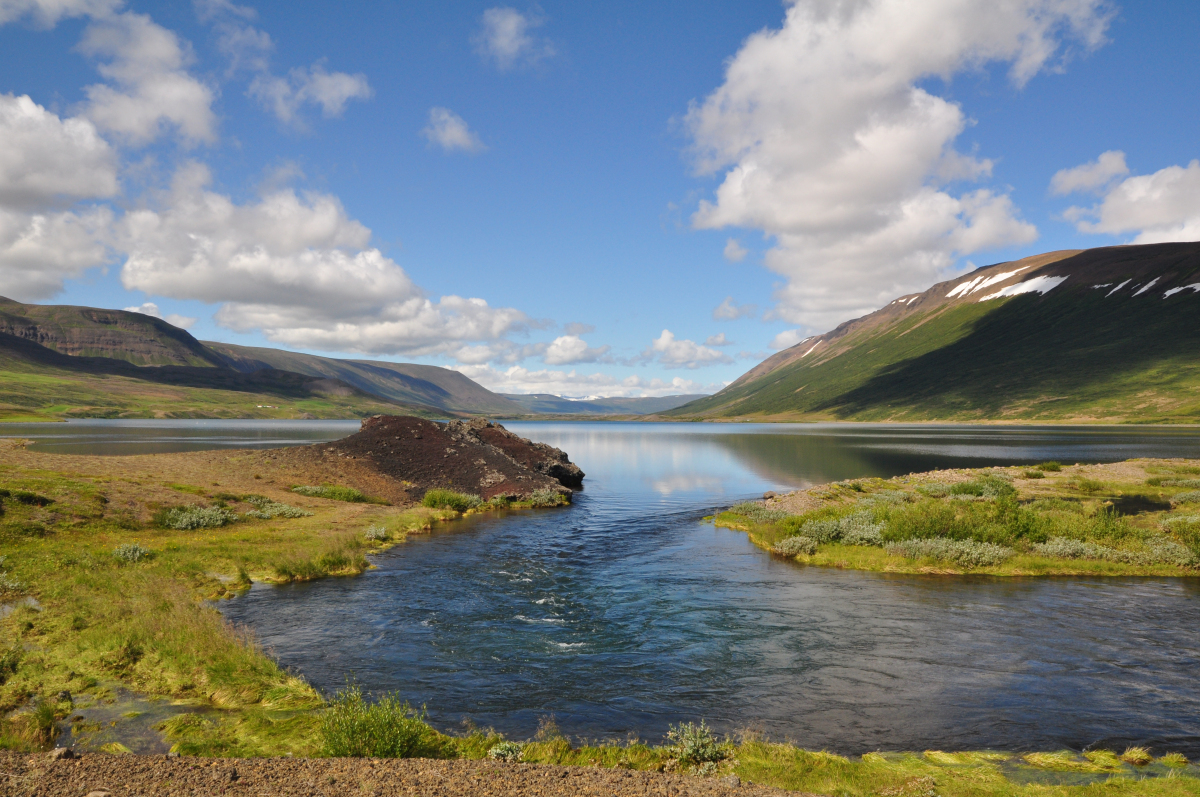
1161, 479, 1200, 488
1121, 746, 1153, 766
113, 543, 152, 564
1071, 478, 1104, 493
1023, 470, 1045, 479
1038, 461, 1063, 472
774, 536, 817, 556
1170, 491, 1200, 506
1032, 536, 1196, 567
729, 502, 790, 524
158, 505, 238, 530
421, 489, 482, 512
529, 488, 566, 507
243, 496, 312, 519
292, 485, 370, 503
858, 490, 909, 506
914, 483, 951, 497
487, 741, 523, 762
364, 525, 388, 541
785, 511, 885, 546
320, 684, 445, 758
666, 720, 727, 765
886, 538, 1014, 567
949, 475, 1016, 500
0, 489, 53, 507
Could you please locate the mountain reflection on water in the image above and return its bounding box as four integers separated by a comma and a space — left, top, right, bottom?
177, 420, 1198, 755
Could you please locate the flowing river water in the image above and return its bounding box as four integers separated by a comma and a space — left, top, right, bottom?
7, 420, 1200, 754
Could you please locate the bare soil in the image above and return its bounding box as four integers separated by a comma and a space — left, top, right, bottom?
0, 752, 792, 797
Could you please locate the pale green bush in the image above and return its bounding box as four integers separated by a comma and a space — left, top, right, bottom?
160, 505, 238, 530
774, 536, 817, 556
730, 502, 789, 524
113, 543, 152, 563
887, 538, 1013, 567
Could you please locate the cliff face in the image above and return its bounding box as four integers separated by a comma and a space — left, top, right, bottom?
0, 297, 224, 367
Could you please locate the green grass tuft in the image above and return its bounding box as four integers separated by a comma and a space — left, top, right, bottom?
421, 488, 482, 512
320, 683, 449, 758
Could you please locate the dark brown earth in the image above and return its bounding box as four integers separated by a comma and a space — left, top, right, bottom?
1, 752, 792, 797
276, 415, 585, 503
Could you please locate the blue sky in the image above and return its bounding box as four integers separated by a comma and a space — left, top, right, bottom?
0, 0, 1197, 397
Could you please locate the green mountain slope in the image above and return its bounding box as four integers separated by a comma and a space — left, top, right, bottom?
0, 297, 226, 367
0, 332, 440, 421
203, 342, 525, 416
665, 243, 1200, 423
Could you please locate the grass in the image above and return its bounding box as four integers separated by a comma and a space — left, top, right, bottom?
291, 485, 377, 504
421, 488, 482, 512
319, 683, 451, 759
717, 459, 1200, 576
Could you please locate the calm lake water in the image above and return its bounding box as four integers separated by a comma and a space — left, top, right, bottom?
6, 420, 1200, 754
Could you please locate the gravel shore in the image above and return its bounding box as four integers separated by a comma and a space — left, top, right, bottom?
1, 752, 797, 797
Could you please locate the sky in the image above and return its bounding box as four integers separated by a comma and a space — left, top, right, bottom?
0, 0, 1198, 398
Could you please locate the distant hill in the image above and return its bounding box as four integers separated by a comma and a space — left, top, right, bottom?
0, 331, 436, 421
501, 393, 707, 415
204, 342, 526, 417
0, 297, 226, 367
664, 242, 1200, 423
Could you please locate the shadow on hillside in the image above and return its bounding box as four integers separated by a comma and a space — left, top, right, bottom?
815, 285, 1200, 419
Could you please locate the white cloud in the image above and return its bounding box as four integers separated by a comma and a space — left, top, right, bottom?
0, 0, 118, 28
0, 205, 113, 300
0, 94, 117, 301
122, 300, 197, 329
116, 163, 529, 355
705, 332, 731, 346
454, 364, 715, 398
77, 11, 218, 145
542, 334, 610, 365
723, 237, 747, 262
1064, 159, 1200, 244
686, 0, 1111, 333
712, 296, 757, 321
249, 62, 372, 125
769, 329, 810, 350
421, 107, 487, 154
1050, 150, 1128, 195
473, 7, 554, 70
644, 329, 733, 369
0, 93, 117, 209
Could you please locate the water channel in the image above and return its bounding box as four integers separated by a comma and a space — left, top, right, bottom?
5, 420, 1200, 754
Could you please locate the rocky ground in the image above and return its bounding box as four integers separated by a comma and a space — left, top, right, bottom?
0, 752, 792, 797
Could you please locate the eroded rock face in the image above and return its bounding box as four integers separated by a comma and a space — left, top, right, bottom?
318, 415, 584, 500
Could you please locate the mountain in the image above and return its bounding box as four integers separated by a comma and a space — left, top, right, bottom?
0, 331, 437, 421
500, 393, 707, 415
663, 242, 1200, 423
204, 342, 526, 416
0, 297, 226, 367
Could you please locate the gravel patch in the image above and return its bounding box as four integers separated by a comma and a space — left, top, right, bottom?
1, 751, 797, 797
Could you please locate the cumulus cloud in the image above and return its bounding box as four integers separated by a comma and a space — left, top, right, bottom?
712, 296, 757, 321
1050, 150, 1128, 195
473, 7, 554, 70
77, 11, 218, 145
723, 237, 747, 262
0, 93, 117, 209
421, 107, 487, 154
122, 300, 197, 329
542, 334, 610, 365
0, 0, 118, 29
454, 364, 716, 398
116, 162, 528, 355
1062, 158, 1200, 244
643, 329, 733, 369
249, 63, 372, 125
0, 94, 117, 300
687, 0, 1111, 333
705, 332, 731, 346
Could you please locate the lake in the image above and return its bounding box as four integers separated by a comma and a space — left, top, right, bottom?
6, 419, 1200, 754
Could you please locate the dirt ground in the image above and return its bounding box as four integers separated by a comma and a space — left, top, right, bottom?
0, 752, 794, 797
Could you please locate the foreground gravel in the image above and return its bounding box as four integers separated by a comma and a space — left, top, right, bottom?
1, 752, 798, 797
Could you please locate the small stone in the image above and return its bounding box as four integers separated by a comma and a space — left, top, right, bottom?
763, 491, 777, 499
47, 747, 74, 761
55, 690, 72, 704
85, 791, 111, 797
166, 751, 180, 758
721, 774, 741, 788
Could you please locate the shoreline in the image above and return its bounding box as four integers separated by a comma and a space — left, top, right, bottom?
715, 459, 1200, 578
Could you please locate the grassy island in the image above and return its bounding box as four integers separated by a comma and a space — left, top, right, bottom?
715, 459, 1200, 577
1, 442, 1198, 795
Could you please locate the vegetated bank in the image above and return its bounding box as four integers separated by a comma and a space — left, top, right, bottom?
716, 459, 1200, 576
2, 423, 1199, 796
662, 242, 1200, 423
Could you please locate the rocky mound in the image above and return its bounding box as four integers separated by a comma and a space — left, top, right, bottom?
306, 415, 584, 501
